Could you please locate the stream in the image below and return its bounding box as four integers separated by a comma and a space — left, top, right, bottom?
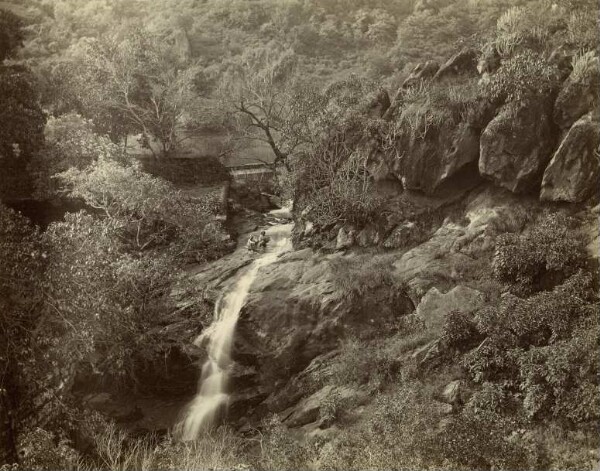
176, 207, 293, 440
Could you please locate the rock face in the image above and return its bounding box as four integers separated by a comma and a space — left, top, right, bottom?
386, 121, 481, 194
554, 54, 599, 129
541, 113, 600, 202
416, 286, 484, 334
402, 60, 440, 89
434, 49, 478, 82
231, 249, 414, 415
479, 100, 555, 193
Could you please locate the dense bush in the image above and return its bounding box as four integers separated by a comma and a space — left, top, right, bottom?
442, 309, 481, 351
484, 50, 560, 103
492, 212, 587, 293
463, 271, 599, 425
57, 158, 229, 262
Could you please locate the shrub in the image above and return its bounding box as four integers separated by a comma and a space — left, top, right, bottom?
463, 271, 599, 425
9, 427, 82, 471
484, 50, 560, 103
315, 385, 440, 470
570, 50, 599, 83
436, 409, 543, 470
330, 255, 396, 301
566, 9, 599, 50
442, 309, 481, 351
492, 212, 587, 293
258, 415, 316, 471
330, 337, 396, 388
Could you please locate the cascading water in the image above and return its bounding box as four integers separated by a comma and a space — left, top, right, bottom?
176, 217, 292, 441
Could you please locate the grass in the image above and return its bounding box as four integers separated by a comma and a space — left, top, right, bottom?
571, 50, 599, 83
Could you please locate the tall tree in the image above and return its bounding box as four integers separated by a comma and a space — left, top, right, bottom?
69, 30, 203, 157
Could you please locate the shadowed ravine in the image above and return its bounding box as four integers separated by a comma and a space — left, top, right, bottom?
176, 211, 293, 440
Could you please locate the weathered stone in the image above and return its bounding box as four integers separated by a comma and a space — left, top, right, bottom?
335, 227, 355, 250
415, 286, 484, 334
281, 385, 364, 428
441, 380, 463, 405
234, 250, 414, 410
554, 54, 599, 129
434, 49, 478, 82
387, 121, 481, 194
540, 113, 600, 203
356, 225, 380, 247
383, 221, 420, 249
402, 60, 440, 89
480, 100, 555, 193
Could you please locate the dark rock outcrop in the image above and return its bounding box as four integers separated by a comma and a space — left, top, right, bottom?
554, 53, 599, 129
540, 113, 600, 203
434, 49, 478, 82
479, 99, 555, 193
402, 60, 440, 89
230, 249, 414, 416
389, 121, 481, 194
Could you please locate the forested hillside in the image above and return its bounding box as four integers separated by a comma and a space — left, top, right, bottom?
1, 0, 598, 470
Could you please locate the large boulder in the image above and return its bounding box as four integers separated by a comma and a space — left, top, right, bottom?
479, 100, 555, 193
434, 49, 478, 82
540, 113, 600, 203
230, 250, 414, 417
554, 53, 599, 129
386, 121, 481, 194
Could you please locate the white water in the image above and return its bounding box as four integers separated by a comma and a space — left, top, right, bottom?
176, 217, 292, 440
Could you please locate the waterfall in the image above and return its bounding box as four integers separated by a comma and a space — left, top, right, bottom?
176, 219, 292, 440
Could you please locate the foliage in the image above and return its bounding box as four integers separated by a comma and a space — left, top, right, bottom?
0, 8, 24, 62
495, 3, 563, 56
41, 211, 176, 389
12, 427, 81, 471
296, 108, 386, 227
435, 409, 543, 470
570, 50, 599, 84
221, 46, 326, 170
69, 29, 204, 154
314, 385, 439, 470
330, 256, 396, 301
57, 159, 228, 261
441, 309, 481, 351
330, 338, 396, 388
258, 415, 316, 471
28, 113, 127, 199
0, 204, 45, 464
492, 212, 587, 293
0, 64, 45, 160
484, 50, 560, 103
463, 271, 599, 425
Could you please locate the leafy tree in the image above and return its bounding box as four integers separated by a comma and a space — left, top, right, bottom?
0, 204, 45, 465
56, 158, 228, 261
68, 30, 203, 155
28, 113, 127, 199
